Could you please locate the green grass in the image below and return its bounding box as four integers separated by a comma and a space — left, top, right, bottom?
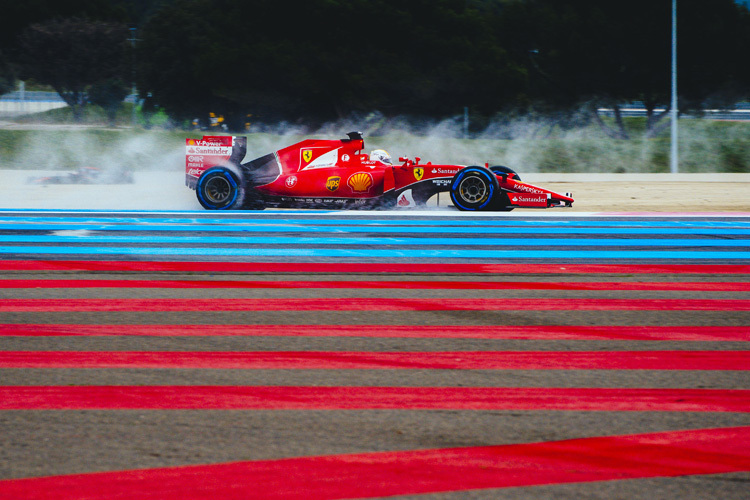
12, 103, 173, 128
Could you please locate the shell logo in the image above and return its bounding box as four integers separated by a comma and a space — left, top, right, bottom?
348, 172, 373, 193
187, 139, 196, 146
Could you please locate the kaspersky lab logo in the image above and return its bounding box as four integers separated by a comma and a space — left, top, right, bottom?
326, 176, 341, 192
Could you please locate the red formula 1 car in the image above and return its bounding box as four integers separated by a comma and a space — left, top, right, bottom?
185, 132, 573, 211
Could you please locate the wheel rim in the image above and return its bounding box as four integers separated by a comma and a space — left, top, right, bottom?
458, 175, 488, 204
204, 175, 232, 204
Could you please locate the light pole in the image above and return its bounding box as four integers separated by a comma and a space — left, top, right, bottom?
670, 0, 678, 173
129, 27, 137, 128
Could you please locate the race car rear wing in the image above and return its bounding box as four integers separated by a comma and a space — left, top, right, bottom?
185, 136, 247, 189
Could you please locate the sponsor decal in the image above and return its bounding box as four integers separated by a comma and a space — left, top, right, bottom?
188, 156, 204, 163
285, 175, 298, 188
432, 179, 451, 186
511, 194, 547, 206
186, 137, 231, 147
187, 168, 203, 176
197, 139, 228, 146
186, 146, 232, 156
413, 167, 424, 181
302, 149, 313, 163
341, 154, 350, 162
430, 168, 460, 175
302, 149, 340, 170
514, 183, 545, 195
326, 176, 341, 192
397, 189, 415, 207
348, 172, 373, 193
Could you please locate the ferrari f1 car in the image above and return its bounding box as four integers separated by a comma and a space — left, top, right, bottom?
185, 132, 573, 211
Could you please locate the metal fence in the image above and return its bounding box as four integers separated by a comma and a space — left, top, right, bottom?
0, 90, 68, 117
598, 101, 750, 121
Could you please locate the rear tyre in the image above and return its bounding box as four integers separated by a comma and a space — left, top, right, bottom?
450, 166, 499, 211
196, 167, 245, 210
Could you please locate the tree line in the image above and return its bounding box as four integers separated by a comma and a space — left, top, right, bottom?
1, 0, 749, 135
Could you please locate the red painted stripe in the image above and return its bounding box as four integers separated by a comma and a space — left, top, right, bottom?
2, 260, 749, 274
1, 386, 747, 411
2, 298, 749, 312
0, 351, 746, 370
1, 426, 748, 499
2, 279, 747, 291
2, 324, 747, 341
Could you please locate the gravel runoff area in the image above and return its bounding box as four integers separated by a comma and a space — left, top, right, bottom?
520, 173, 750, 213
2, 169, 750, 212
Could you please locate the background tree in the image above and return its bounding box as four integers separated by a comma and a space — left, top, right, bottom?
0, 50, 15, 95
0, 1, 118, 50
136, 0, 525, 127
17, 18, 130, 121
496, 0, 750, 138
88, 77, 130, 126
4, 0, 750, 129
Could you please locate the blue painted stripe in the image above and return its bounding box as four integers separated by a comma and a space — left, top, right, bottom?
0, 246, 749, 259
0, 223, 747, 236
1, 217, 750, 228
1, 235, 748, 247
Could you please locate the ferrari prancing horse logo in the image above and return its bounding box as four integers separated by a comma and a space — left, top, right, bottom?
413, 167, 424, 181
302, 149, 313, 163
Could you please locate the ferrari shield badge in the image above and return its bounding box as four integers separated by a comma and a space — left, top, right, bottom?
302, 149, 313, 163
326, 176, 341, 192
413, 167, 424, 181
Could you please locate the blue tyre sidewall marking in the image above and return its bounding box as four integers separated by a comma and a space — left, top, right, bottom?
451, 168, 495, 211
198, 168, 239, 210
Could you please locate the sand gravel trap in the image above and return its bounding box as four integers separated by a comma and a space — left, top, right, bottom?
1, 170, 749, 213
544, 181, 750, 213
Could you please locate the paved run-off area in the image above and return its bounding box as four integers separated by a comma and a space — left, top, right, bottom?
0, 169, 748, 499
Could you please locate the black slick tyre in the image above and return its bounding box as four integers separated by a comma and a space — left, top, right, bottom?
196, 167, 245, 210
449, 166, 499, 211
489, 166, 521, 211
490, 165, 521, 181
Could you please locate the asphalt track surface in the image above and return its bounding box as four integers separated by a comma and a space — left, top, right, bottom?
0, 208, 748, 499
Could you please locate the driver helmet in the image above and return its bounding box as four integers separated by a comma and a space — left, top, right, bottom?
369, 149, 392, 165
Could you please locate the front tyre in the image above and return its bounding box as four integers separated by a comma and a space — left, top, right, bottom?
450, 166, 499, 211
490, 165, 521, 181
196, 167, 245, 210
489, 166, 521, 211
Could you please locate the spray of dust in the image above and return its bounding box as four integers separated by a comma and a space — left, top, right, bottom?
1, 110, 744, 210
1, 130, 193, 210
